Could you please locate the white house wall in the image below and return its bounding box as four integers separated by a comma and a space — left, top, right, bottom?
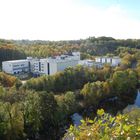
57, 60, 78, 72
40, 60, 48, 75
2, 52, 82, 76
2, 60, 29, 74
2, 62, 13, 74
49, 62, 57, 75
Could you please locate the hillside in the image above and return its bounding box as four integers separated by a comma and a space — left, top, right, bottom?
0, 37, 140, 139
1, 37, 140, 61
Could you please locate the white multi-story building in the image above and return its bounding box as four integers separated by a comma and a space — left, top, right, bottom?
2, 60, 29, 74
40, 59, 49, 75
2, 52, 80, 76
95, 57, 102, 63
27, 57, 40, 74
78, 59, 103, 68
95, 56, 121, 66
47, 52, 80, 75
111, 57, 121, 66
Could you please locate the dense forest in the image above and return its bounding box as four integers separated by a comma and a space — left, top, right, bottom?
0, 39, 26, 66
0, 37, 140, 140
1, 36, 140, 64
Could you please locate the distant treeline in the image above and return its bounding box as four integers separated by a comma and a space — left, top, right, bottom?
1, 37, 140, 64
13, 37, 140, 57
0, 39, 26, 67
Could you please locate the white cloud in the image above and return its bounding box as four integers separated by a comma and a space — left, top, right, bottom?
0, 0, 140, 40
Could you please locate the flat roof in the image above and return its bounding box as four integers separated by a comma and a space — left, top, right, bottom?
96, 56, 120, 59
3, 59, 28, 63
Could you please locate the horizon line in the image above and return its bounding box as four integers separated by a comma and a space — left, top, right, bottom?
1, 36, 140, 42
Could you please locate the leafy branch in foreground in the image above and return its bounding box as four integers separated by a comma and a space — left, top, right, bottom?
64, 109, 140, 140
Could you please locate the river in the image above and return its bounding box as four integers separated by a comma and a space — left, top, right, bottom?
71, 90, 140, 127
71, 113, 83, 127
134, 90, 140, 107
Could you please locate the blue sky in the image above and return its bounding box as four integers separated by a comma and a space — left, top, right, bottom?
82, 0, 140, 10
80, 0, 140, 18
0, 0, 140, 40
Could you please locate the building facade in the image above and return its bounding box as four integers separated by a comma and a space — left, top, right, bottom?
78, 59, 103, 68
95, 56, 121, 66
47, 52, 80, 75
2, 60, 29, 74
2, 52, 80, 76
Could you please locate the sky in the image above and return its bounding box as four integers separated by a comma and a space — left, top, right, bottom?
0, 0, 140, 40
